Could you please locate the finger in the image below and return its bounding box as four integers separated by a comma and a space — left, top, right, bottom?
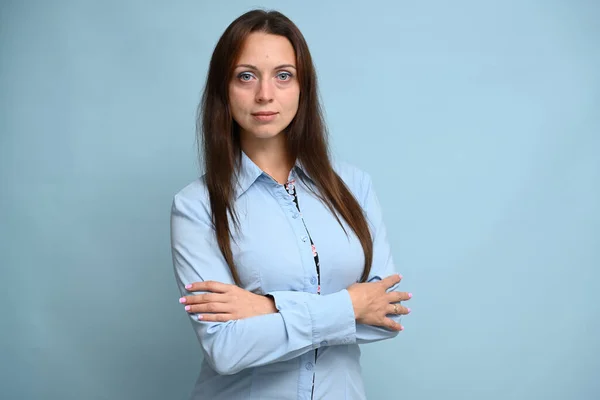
383, 317, 403, 332
197, 313, 234, 323
380, 274, 402, 288
387, 291, 413, 303
387, 303, 411, 315
185, 281, 232, 293
186, 302, 232, 314
180, 293, 227, 305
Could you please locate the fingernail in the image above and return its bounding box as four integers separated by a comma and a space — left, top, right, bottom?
179, 297, 186, 304
408, 293, 412, 298
185, 284, 192, 290
399, 325, 404, 331
398, 274, 402, 279
185, 305, 191, 311
407, 308, 411, 314
197, 315, 203, 320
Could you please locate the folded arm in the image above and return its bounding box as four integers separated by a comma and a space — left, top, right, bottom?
171, 192, 359, 375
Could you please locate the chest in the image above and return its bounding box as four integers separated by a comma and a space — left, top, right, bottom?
230, 181, 364, 295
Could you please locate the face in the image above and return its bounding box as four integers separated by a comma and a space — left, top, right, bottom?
228, 32, 300, 142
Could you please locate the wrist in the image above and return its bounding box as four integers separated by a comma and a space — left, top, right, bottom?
346, 288, 363, 321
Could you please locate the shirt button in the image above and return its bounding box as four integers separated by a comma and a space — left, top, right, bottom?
293, 213, 300, 219
310, 277, 317, 285
301, 235, 308, 242
305, 362, 313, 371
320, 341, 328, 347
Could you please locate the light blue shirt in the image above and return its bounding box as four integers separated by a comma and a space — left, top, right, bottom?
170, 152, 402, 400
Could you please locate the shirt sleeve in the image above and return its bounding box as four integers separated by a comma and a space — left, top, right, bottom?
354, 170, 403, 344
170, 191, 357, 375
267, 170, 403, 345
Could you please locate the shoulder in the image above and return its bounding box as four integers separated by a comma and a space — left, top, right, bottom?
171, 175, 212, 221
330, 159, 374, 206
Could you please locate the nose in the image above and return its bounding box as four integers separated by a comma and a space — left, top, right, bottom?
255, 79, 274, 103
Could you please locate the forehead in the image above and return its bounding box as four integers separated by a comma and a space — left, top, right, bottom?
235, 32, 296, 67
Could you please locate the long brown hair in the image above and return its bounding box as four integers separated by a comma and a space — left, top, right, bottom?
198, 9, 373, 285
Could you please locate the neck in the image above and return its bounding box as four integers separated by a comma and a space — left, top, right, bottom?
240, 132, 294, 184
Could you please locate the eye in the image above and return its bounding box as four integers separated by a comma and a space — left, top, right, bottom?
277, 72, 293, 81
238, 72, 255, 82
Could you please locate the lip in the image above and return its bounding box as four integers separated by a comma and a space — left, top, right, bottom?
252, 111, 278, 122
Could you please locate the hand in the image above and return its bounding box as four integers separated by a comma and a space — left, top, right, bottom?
179, 281, 278, 322
347, 274, 412, 331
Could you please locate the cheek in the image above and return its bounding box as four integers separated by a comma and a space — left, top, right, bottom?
228, 88, 250, 117
282, 88, 300, 114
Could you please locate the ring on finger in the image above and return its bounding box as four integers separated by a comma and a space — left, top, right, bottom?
393, 304, 398, 314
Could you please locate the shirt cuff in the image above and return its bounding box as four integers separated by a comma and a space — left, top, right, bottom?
310, 289, 357, 346
268, 289, 357, 347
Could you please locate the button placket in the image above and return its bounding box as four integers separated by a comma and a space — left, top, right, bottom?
281, 176, 323, 400
278, 185, 313, 290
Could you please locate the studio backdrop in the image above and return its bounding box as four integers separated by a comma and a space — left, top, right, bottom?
1, 1, 598, 399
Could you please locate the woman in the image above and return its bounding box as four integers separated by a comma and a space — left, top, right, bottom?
170, 9, 412, 400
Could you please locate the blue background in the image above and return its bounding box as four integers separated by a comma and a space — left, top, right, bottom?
1, 1, 598, 399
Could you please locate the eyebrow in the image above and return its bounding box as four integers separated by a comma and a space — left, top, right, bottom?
234, 63, 297, 71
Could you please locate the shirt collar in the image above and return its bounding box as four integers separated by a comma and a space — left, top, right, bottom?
234, 151, 314, 199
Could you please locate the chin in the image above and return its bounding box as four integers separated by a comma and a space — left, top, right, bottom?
246, 127, 285, 140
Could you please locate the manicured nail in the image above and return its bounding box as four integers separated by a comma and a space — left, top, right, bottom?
185, 306, 191, 311
398, 274, 402, 279
408, 293, 412, 298
185, 284, 192, 290
407, 308, 411, 314
399, 325, 404, 331
197, 315, 203, 320
179, 297, 186, 303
